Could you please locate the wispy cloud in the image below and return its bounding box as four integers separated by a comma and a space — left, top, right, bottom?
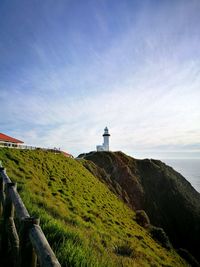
0, 0, 200, 157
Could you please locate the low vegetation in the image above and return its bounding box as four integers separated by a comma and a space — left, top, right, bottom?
149, 226, 171, 250
0, 148, 188, 266
135, 210, 150, 228
82, 151, 200, 263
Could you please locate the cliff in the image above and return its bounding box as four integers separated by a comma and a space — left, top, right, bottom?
81, 151, 200, 264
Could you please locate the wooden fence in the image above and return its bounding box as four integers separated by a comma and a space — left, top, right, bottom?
0, 167, 61, 267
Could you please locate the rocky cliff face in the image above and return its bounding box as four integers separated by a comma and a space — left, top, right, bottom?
81, 151, 200, 263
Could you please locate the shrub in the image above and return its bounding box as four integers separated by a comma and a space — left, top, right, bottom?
113, 242, 134, 257
149, 226, 171, 249
135, 210, 150, 228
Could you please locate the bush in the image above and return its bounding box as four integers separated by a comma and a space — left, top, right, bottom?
149, 226, 171, 249
114, 242, 134, 257
135, 210, 150, 228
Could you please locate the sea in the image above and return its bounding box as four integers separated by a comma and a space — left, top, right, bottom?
163, 159, 200, 193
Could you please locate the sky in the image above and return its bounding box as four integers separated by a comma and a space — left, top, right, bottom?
0, 0, 200, 158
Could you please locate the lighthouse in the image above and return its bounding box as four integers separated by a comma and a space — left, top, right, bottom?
96, 127, 110, 152
102, 127, 110, 151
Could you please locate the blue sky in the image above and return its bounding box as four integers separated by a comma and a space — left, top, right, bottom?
0, 0, 200, 158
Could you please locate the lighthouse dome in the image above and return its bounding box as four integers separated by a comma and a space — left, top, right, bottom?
103, 126, 110, 137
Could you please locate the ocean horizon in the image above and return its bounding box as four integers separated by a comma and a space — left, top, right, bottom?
132, 151, 200, 193
163, 158, 200, 193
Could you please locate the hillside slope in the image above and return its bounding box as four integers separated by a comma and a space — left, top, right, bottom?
81, 151, 200, 264
0, 148, 188, 267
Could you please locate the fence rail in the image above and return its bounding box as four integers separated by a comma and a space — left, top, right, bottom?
0, 144, 73, 158
0, 167, 61, 267
0, 143, 61, 152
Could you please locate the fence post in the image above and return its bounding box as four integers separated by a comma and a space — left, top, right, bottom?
1, 182, 17, 264
7, 217, 20, 267
19, 217, 39, 267
0, 167, 5, 216
6, 183, 20, 267
4, 182, 16, 217
0, 167, 5, 259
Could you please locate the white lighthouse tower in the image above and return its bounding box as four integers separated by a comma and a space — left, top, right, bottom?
102, 127, 110, 151
96, 127, 110, 152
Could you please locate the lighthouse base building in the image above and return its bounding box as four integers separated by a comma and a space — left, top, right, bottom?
96, 127, 110, 152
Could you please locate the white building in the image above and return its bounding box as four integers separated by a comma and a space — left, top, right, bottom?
0, 133, 24, 148
96, 127, 110, 152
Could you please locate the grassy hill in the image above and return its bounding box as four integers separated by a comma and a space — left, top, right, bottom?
81, 151, 200, 264
0, 148, 188, 267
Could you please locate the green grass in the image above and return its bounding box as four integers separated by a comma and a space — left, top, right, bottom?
0, 148, 188, 266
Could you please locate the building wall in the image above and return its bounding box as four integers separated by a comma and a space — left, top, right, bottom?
103, 136, 109, 151
96, 145, 105, 151
0, 141, 19, 147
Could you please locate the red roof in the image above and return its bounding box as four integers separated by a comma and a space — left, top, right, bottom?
62, 151, 73, 158
0, 133, 24, 144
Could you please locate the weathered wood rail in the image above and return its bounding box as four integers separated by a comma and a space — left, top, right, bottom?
0, 167, 61, 267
